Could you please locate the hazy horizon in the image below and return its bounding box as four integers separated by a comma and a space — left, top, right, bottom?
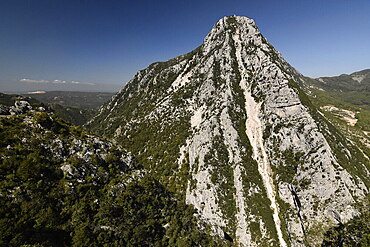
1, 0, 369, 92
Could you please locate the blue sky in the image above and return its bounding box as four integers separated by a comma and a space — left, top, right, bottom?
1, 0, 369, 92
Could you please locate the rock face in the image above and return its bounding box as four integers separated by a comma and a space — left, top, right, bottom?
88, 16, 370, 246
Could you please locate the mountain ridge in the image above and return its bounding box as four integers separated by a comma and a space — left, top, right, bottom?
299, 69, 370, 154
88, 15, 369, 246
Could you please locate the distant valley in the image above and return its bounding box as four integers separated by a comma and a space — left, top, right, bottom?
1, 91, 114, 126
21, 91, 115, 110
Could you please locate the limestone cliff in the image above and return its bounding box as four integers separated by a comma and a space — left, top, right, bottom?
88, 16, 370, 246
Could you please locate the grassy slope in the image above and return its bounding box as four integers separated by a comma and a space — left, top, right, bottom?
301, 74, 370, 157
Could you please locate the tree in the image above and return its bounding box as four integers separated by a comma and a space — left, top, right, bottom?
322, 194, 370, 246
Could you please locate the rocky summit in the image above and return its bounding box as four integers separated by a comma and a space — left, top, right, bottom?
88, 16, 370, 246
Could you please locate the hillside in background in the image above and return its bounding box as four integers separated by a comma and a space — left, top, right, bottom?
315, 69, 370, 92
300, 69, 370, 158
0, 92, 45, 108
22, 91, 115, 110
0, 92, 113, 126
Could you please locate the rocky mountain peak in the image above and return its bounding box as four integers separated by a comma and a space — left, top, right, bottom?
88, 16, 369, 247
202, 15, 258, 53
206, 15, 257, 37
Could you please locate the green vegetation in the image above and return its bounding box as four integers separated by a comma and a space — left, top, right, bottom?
0, 92, 96, 126
288, 79, 370, 189
49, 103, 96, 126
321, 194, 370, 246
22, 91, 115, 110
0, 112, 226, 247
206, 136, 237, 234
303, 75, 370, 132
0, 92, 44, 108
121, 115, 191, 196
275, 149, 305, 184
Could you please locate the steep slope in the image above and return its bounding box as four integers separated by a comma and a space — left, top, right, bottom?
302, 69, 370, 125
88, 16, 370, 246
0, 103, 225, 246
299, 71, 370, 158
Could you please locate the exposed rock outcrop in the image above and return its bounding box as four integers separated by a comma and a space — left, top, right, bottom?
88, 15, 370, 246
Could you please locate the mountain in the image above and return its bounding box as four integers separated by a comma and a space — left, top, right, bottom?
302, 69, 370, 118
0, 92, 46, 109
88, 15, 370, 246
22, 91, 115, 110
45, 103, 95, 126
315, 69, 370, 92
21, 91, 116, 125
0, 92, 96, 126
0, 103, 225, 246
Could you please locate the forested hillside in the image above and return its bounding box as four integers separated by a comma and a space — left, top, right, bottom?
0, 105, 226, 247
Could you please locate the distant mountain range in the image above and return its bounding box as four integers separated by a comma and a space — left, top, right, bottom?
0, 91, 115, 126
316, 69, 370, 91
22, 91, 115, 110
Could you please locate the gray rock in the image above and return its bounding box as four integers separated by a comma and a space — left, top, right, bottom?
88, 15, 369, 247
